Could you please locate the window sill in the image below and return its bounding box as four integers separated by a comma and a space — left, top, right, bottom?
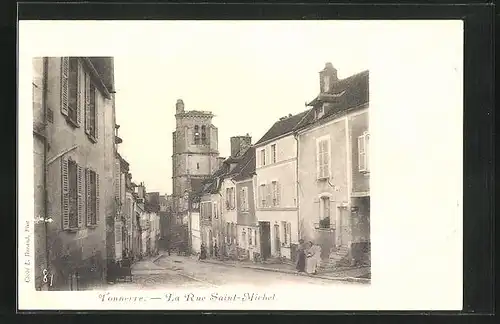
64, 227, 80, 233
65, 116, 79, 129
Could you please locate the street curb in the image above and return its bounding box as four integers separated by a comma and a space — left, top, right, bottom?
152, 254, 165, 263
200, 259, 371, 284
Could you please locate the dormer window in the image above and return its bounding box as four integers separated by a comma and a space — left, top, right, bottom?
316, 105, 325, 119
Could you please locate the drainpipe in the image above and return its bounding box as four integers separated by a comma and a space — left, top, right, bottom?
42, 57, 50, 290
293, 132, 300, 241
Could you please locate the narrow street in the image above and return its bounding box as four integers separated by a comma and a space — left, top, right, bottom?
102, 252, 360, 290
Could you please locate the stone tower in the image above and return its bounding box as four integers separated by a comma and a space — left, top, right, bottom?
171, 99, 220, 217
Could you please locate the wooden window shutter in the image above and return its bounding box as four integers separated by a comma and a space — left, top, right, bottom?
94, 90, 99, 140
358, 135, 366, 171
96, 173, 100, 223
244, 187, 248, 211
286, 222, 291, 244
266, 184, 272, 208
325, 139, 331, 178
330, 200, 337, 229
60, 57, 69, 117
76, 61, 82, 127
86, 168, 91, 226
84, 73, 91, 135
114, 160, 120, 200
61, 157, 70, 230
77, 164, 84, 227
276, 182, 281, 206
365, 133, 370, 171
316, 140, 321, 178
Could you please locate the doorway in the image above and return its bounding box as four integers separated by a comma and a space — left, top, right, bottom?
259, 221, 271, 260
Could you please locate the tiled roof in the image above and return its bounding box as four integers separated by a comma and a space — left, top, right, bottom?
297, 70, 369, 129
233, 147, 256, 181
255, 110, 310, 145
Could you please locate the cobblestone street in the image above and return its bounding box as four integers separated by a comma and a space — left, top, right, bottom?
99, 253, 363, 291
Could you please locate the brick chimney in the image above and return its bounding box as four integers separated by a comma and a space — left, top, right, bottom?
319, 62, 338, 93
230, 134, 252, 158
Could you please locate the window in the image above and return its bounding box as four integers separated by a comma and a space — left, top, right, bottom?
259, 184, 267, 208
196, 162, 200, 170
271, 181, 280, 207
240, 187, 248, 211
61, 157, 83, 230
316, 137, 331, 179
201, 125, 207, 144
86, 168, 100, 226
319, 196, 331, 229
226, 187, 235, 210
260, 149, 266, 166
358, 132, 370, 173
282, 221, 291, 245
201, 201, 212, 220
85, 73, 98, 141
61, 58, 81, 127
248, 228, 252, 245
194, 125, 200, 144
271, 144, 277, 164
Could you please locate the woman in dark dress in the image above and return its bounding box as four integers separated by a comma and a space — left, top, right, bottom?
296, 239, 306, 272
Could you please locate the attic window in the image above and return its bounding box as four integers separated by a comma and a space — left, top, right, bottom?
316, 105, 325, 119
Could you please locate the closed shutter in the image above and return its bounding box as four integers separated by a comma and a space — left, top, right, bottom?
365, 133, 370, 171
77, 164, 83, 228
330, 200, 337, 229
239, 188, 244, 211
316, 140, 322, 178
96, 173, 100, 223
313, 198, 320, 229
358, 135, 366, 171
86, 168, 91, 226
266, 184, 271, 208
61, 157, 70, 230
84, 73, 91, 135
286, 222, 292, 244
276, 182, 281, 206
60, 57, 69, 117
94, 90, 99, 140
244, 187, 248, 211
114, 160, 120, 201
76, 61, 82, 127
324, 139, 330, 178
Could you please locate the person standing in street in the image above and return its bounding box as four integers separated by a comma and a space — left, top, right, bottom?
296, 239, 306, 273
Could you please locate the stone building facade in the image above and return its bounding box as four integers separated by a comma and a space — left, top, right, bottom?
32, 57, 116, 290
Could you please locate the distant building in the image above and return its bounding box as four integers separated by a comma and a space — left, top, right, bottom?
197, 135, 253, 259
254, 112, 306, 261
171, 99, 221, 223
32, 57, 116, 290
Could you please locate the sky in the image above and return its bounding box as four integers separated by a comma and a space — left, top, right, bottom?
113, 21, 370, 194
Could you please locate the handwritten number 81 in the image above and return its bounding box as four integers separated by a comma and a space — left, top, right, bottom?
42, 269, 54, 286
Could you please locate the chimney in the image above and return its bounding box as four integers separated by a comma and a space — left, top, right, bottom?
176, 99, 185, 114
230, 134, 252, 158
319, 62, 338, 93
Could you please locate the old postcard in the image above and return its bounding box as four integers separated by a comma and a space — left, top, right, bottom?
19, 20, 463, 311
